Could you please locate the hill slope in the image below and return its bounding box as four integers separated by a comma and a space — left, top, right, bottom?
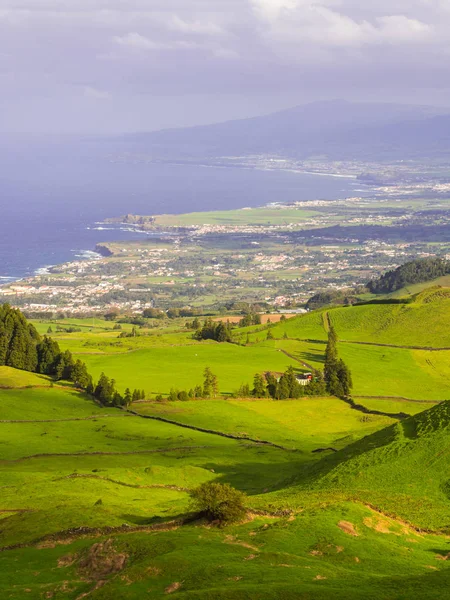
281, 401, 450, 530
122, 100, 450, 160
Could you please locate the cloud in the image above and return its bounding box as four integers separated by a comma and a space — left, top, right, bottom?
167, 16, 226, 36
83, 85, 111, 100
0, 0, 449, 133
212, 47, 240, 59
114, 31, 200, 51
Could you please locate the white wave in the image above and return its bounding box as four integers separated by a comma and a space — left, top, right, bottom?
34, 265, 54, 275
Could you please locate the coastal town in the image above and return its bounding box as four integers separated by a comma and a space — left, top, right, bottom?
2, 192, 449, 316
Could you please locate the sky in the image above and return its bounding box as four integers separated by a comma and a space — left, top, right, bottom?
0, 0, 449, 134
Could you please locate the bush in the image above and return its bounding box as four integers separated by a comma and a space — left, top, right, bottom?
189, 482, 247, 524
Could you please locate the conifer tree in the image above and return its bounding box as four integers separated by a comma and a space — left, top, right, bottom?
124, 388, 132, 406
252, 373, 267, 398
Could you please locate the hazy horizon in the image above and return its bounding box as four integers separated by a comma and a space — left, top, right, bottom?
1, 1, 450, 134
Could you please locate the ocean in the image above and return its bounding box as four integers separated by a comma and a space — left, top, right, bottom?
0, 153, 369, 281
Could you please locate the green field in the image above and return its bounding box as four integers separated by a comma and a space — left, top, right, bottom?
154, 206, 320, 226
71, 343, 301, 396
3, 365, 450, 598
3, 293, 450, 598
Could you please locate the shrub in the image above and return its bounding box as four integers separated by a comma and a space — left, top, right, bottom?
189, 482, 247, 524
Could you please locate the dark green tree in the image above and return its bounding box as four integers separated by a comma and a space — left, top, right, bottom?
252, 373, 267, 398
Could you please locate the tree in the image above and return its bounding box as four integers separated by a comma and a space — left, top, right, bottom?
235, 383, 250, 397
194, 319, 232, 343
54, 350, 74, 381
336, 359, 353, 396
168, 388, 179, 401
280, 365, 302, 399
324, 327, 352, 398
124, 388, 132, 406
203, 367, 219, 398
47, 326, 53, 334
143, 308, 165, 320
252, 373, 267, 398
36, 336, 61, 374
265, 372, 278, 399
94, 373, 118, 405
104, 309, 119, 321
189, 482, 247, 524
70, 359, 92, 390
266, 329, 274, 340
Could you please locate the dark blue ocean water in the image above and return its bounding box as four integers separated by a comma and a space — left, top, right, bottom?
0, 145, 368, 281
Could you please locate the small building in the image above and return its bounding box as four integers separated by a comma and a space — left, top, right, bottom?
296, 372, 312, 386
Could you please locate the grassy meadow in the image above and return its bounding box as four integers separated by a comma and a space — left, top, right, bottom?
3, 362, 450, 598
3, 293, 450, 598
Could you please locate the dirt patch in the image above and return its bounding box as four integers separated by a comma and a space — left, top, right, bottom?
314, 575, 327, 580
78, 539, 127, 580
244, 554, 256, 561
165, 582, 182, 594
338, 521, 359, 537
310, 550, 323, 556
362, 508, 422, 537
223, 535, 259, 552
57, 554, 77, 568
435, 553, 450, 561
336, 546, 344, 553
363, 516, 395, 535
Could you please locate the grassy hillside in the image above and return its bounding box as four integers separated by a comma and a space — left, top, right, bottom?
3, 294, 450, 598
2, 365, 450, 598
329, 292, 450, 347
274, 401, 450, 530
248, 287, 450, 348
134, 398, 395, 452
0, 366, 51, 388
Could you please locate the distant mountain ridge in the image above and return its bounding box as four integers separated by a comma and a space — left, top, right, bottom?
123, 100, 450, 161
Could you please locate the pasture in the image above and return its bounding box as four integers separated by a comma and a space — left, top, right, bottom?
71, 343, 300, 395
3, 294, 450, 598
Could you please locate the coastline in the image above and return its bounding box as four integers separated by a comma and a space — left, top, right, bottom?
0, 164, 374, 286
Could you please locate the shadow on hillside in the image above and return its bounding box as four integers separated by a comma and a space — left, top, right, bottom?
197, 458, 306, 495
299, 350, 325, 365
120, 512, 190, 526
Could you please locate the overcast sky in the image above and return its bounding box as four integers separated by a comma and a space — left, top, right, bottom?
1, 0, 449, 134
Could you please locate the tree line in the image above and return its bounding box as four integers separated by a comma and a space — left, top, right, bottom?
367, 257, 450, 294
0, 304, 142, 408
161, 367, 219, 402
324, 326, 352, 397
234, 366, 326, 399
